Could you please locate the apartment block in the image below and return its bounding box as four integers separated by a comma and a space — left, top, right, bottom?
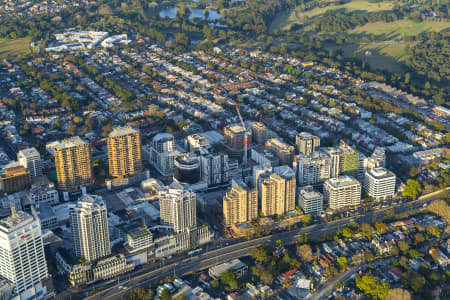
54, 137, 94, 192
364, 167, 396, 201
296, 132, 320, 155
107, 126, 143, 179
324, 176, 361, 210
222, 179, 258, 226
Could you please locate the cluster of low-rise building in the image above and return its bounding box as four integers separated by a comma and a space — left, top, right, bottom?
0, 0, 92, 21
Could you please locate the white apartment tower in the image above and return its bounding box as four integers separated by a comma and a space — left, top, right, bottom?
159, 182, 197, 232
294, 151, 331, 186
364, 167, 396, 201
18, 147, 42, 178
324, 147, 342, 178
69, 194, 111, 262
298, 186, 323, 214
324, 176, 361, 210
0, 209, 51, 299
148, 133, 178, 176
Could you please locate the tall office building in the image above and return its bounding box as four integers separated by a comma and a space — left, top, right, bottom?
159, 182, 197, 233
0, 162, 31, 193
265, 138, 295, 166
260, 167, 295, 217
148, 133, 178, 177
250, 122, 268, 145
293, 151, 331, 186
296, 132, 320, 155
54, 137, 94, 192
298, 186, 323, 214
0, 209, 52, 299
18, 147, 43, 178
107, 126, 143, 179
69, 194, 111, 262
364, 167, 396, 201
324, 176, 361, 210
199, 150, 230, 187
222, 179, 258, 226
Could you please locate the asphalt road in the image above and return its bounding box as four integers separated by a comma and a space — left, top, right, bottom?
73, 190, 444, 300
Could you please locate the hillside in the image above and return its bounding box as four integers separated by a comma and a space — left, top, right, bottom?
269, 0, 450, 77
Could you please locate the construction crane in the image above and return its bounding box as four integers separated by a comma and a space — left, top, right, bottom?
232, 100, 249, 164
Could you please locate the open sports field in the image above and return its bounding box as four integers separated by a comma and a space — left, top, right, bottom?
0, 37, 31, 59
326, 41, 415, 74
349, 19, 450, 40
270, 0, 395, 31
299, 0, 394, 19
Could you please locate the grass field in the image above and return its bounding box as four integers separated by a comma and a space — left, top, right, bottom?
0, 37, 31, 59
326, 42, 415, 73
269, 0, 449, 74
349, 19, 450, 40
270, 0, 394, 31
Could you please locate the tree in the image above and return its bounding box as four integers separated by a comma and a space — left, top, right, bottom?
250, 246, 270, 264
101, 123, 113, 137
302, 214, 312, 226
405, 272, 425, 293
402, 179, 422, 200
356, 275, 390, 300
398, 240, 409, 254
122, 287, 154, 300
375, 222, 389, 234
361, 223, 375, 238
211, 280, 219, 289
428, 200, 450, 224
73, 116, 84, 125
386, 288, 411, 300
414, 233, 425, 245
220, 270, 238, 290
160, 289, 171, 300
340, 228, 353, 238
426, 225, 441, 238
87, 102, 97, 111
351, 254, 363, 266
260, 270, 274, 285
66, 125, 77, 136
337, 257, 347, 272
296, 244, 314, 262
297, 233, 308, 244
390, 246, 399, 256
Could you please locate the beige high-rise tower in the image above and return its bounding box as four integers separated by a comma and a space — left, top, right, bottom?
223, 179, 258, 226
260, 167, 296, 217
54, 136, 94, 192
107, 126, 143, 179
